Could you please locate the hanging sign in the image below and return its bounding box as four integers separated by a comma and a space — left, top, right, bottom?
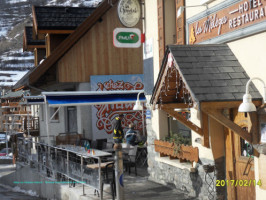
188, 0, 266, 44
113, 28, 141, 48
117, 0, 141, 27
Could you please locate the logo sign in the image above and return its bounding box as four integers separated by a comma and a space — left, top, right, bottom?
188, 0, 266, 44
113, 28, 141, 48
117, 0, 141, 27
146, 110, 151, 119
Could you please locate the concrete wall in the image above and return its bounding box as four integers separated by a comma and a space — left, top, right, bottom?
0, 164, 89, 200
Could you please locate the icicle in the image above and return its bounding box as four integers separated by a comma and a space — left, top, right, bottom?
167, 70, 170, 91
188, 94, 193, 107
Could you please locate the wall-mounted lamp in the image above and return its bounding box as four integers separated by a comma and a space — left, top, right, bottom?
177, 4, 208, 18
133, 90, 145, 111
238, 77, 266, 112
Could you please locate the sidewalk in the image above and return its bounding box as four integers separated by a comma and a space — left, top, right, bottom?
66, 167, 198, 200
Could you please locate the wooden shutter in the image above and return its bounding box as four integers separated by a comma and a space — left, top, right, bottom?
176, 0, 185, 45
158, 0, 165, 67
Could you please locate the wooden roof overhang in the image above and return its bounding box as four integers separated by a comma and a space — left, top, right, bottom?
23, 27, 45, 52
151, 47, 263, 146
151, 49, 204, 139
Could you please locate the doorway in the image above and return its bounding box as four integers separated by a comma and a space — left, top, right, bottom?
67, 107, 77, 133
226, 111, 256, 200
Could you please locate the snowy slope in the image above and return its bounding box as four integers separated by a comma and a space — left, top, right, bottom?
0, 0, 102, 88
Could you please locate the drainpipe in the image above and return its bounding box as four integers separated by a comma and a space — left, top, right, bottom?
43, 95, 50, 146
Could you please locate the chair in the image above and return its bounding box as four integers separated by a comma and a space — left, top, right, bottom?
123, 145, 138, 176
101, 162, 116, 200
96, 139, 107, 150
91, 140, 98, 149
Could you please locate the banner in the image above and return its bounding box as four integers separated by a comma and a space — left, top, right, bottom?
90, 74, 144, 140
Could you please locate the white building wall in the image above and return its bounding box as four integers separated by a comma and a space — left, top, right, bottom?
39, 104, 66, 145
145, 0, 164, 140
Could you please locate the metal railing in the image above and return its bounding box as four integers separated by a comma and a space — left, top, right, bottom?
17, 137, 110, 200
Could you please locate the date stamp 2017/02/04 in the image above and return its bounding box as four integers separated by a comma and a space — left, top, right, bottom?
216, 180, 262, 187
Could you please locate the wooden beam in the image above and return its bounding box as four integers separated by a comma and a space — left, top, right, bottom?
248, 112, 259, 144
202, 108, 252, 143
201, 101, 262, 110
224, 126, 237, 200
152, 65, 169, 109
159, 103, 193, 110
201, 111, 210, 148
27, 45, 46, 49
38, 30, 75, 34
162, 108, 203, 136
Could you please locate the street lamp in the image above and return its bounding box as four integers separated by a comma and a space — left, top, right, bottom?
238, 77, 266, 112
133, 90, 144, 110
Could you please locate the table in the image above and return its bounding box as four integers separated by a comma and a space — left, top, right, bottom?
86, 161, 114, 169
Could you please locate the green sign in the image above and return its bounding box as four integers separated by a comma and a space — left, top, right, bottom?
116, 32, 139, 43
113, 28, 141, 48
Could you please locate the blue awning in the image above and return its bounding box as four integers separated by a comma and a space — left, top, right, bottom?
41, 90, 146, 107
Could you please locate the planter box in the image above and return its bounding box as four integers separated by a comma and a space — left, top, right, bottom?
154, 140, 199, 163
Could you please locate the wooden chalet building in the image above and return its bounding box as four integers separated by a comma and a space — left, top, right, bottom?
14, 0, 143, 144
0, 90, 39, 137
143, 0, 266, 199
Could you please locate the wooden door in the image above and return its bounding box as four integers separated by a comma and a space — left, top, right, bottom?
67, 107, 77, 133
232, 112, 256, 200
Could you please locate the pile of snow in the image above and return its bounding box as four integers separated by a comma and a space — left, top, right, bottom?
0, 183, 39, 197
7, 0, 28, 4
13, 186, 39, 197
0, 156, 12, 159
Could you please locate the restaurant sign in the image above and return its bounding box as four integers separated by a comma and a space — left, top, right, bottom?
188, 0, 266, 44
113, 28, 141, 48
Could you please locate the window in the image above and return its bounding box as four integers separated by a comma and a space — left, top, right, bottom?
50, 107, 59, 123
166, 114, 191, 146
240, 127, 253, 157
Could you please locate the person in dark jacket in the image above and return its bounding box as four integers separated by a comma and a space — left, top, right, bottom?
125, 123, 138, 146
113, 114, 124, 143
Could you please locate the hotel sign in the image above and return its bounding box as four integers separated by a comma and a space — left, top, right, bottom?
189, 0, 266, 44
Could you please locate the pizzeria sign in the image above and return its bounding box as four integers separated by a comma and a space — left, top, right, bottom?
189, 0, 266, 44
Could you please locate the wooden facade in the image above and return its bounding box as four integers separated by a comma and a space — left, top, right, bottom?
57, 4, 143, 83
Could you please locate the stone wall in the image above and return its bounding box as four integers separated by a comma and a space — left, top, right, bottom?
146, 118, 224, 200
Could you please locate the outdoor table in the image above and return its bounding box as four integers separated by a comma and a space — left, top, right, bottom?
86, 161, 114, 169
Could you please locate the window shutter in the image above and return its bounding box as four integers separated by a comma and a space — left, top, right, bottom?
176, 0, 185, 45
158, 0, 165, 67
